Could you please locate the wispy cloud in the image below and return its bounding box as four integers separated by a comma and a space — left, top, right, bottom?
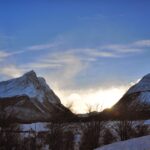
100, 44, 142, 53
31, 39, 149, 90
82, 48, 119, 58
0, 39, 149, 87
0, 51, 12, 61
25, 52, 86, 89
101, 39, 150, 54
27, 42, 59, 51
25, 63, 62, 69
0, 50, 83, 89
133, 39, 150, 47
3, 38, 149, 62
2, 41, 63, 57
0, 65, 23, 78
26, 38, 64, 51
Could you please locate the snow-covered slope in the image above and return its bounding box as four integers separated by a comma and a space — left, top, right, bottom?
0, 71, 60, 104
125, 73, 150, 105
95, 135, 150, 150
112, 74, 150, 115
127, 74, 150, 95
0, 71, 73, 123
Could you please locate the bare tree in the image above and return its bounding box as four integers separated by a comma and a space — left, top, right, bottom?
46, 123, 63, 150
80, 120, 105, 150
103, 128, 116, 145
80, 105, 105, 150
65, 101, 74, 113
113, 120, 135, 141
0, 123, 21, 150
62, 130, 74, 150
46, 123, 75, 150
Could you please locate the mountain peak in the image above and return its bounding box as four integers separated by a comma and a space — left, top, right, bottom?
0, 71, 71, 123
0, 70, 61, 103
126, 73, 150, 95
23, 70, 37, 79
140, 73, 150, 82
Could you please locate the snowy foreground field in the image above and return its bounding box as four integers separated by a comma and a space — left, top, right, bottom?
95, 135, 150, 150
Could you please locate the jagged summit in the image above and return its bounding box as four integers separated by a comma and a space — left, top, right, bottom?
127, 73, 150, 95
23, 70, 37, 79
0, 71, 73, 123
0, 70, 60, 103
141, 73, 150, 81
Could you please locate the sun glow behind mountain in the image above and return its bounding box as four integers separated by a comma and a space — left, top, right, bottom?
55, 86, 129, 114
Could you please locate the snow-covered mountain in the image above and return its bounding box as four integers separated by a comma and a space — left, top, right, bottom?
0, 71, 73, 123
112, 74, 150, 118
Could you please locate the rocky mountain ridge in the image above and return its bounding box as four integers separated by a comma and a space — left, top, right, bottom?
0, 71, 74, 123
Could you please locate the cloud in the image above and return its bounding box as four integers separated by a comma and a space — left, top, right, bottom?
26, 39, 63, 51
55, 85, 129, 113
3, 41, 63, 57
1, 38, 146, 87
4, 38, 149, 64
0, 49, 87, 89
133, 40, 150, 47
0, 39, 148, 80
61, 39, 149, 61
0, 51, 12, 61
54, 48, 119, 63
0, 65, 23, 78
0, 49, 28, 59
16, 51, 86, 89
100, 39, 150, 55
43, 53, 86, 89
85, 49, 119, 58
24, 62, 62, 69
27, 43, 58, 51
100, 44, 142, 53
26, 51, 84, 70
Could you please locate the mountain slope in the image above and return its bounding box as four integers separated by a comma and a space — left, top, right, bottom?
0, 71, 74, 123
112, 74, 150, 119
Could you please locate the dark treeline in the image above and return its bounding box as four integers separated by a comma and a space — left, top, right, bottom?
0, 119, 150, 150
1, 103, 150, 150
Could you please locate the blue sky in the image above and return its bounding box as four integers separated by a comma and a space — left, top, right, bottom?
0, 0, 150, 112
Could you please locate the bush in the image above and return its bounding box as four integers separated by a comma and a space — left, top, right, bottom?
80, 121, 105, 150
103, 128, 116, 145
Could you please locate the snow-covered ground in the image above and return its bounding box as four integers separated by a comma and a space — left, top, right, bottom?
95, 135, 150, 150
21, 122, 48, 131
